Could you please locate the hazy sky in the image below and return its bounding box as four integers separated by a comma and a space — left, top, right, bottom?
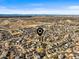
0, 0, 79, 14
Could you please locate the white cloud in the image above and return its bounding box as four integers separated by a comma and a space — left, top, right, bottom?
0, 6, 79, 15
68, 6, 79, 10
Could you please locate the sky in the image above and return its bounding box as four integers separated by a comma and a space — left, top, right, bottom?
0, 0, 79, 14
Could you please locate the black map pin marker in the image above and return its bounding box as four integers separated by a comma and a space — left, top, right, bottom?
37, 27, 44, 36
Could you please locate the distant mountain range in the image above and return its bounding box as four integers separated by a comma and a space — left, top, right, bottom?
0, 14, 50, 16
0, 14, 35, 18
0, 14, 79, 18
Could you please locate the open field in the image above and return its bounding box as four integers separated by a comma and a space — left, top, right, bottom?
0, 16, 79, 59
